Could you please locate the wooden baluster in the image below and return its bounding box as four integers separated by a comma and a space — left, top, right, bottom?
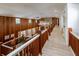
24, 47, 28, 56
19, 50, 22, 56
20, 49, 25, 56
17, 52, 20, 56
22, 50, 24, 56
27, 46, 31, 56
26, 46, 29, 56
23, 48, 25, 56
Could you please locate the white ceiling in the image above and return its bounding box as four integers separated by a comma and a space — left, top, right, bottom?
0, 3, 66, 18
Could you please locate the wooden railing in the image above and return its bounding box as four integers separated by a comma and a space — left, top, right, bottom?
6, 34, 40, 56
0, 24, 55, 56
48, 24, 55, 36
69, 31, 79, 56
2, 29, 48, 56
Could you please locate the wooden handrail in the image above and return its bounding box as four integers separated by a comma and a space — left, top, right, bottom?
70, 31, 79, 40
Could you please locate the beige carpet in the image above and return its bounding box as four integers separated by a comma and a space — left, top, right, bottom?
42, 26, 74, 56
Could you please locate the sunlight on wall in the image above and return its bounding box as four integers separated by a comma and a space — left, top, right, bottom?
68, 7, 77, 28
68, 4, 79, 35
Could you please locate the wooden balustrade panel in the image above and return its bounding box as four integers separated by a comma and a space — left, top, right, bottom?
69, 32, 79, 56
24, 47, 29, 56
17, 46, 29, 56
0, 29, 49, 56
32, 37, 40, 56
69, 33, 74, 50
69, 32, 72, 46
75, 39, 79, 56
39, 37, 42, 55
28, 43, 33, 56
71, 33, 76, 55
16, 36, 40, 56
40, 30, 49, 50
41, 33, 44, 48
46, 31, 49, 41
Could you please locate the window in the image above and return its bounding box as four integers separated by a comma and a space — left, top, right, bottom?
16, 18, 20, 24
36, 20, 37, 23
5, 35, 9, 40
28, 19, 32, 24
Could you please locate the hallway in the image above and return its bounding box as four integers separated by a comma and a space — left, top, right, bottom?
0, 3, 79, 56
42, 25, 74, 56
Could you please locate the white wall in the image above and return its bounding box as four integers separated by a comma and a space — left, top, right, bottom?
61, 3, 79, 46
59, 4, 68, 46
68, 3, 79, 35
64, 5, 68, 45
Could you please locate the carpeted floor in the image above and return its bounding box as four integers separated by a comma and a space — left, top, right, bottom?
42, 26, 74, 56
